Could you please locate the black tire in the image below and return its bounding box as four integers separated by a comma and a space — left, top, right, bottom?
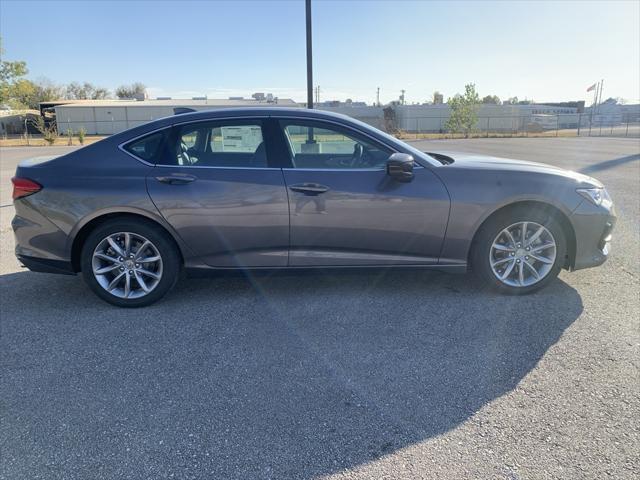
471, 207, 567, 294
80, 218, 181, 307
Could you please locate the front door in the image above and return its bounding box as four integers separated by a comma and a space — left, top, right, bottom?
276, 119, 450, 266
142, 118, 290, 268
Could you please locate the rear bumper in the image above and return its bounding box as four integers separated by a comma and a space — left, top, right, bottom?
12, 203, 72, 269
17, 255, 75, 275
570, 200, 616, 271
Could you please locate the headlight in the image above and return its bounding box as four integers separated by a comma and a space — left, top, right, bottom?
576, 187, 612, 207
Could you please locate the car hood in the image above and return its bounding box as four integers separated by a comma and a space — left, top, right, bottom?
428, 151, 603, 187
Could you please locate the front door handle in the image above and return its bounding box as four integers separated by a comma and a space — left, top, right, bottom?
156, 174, 197, 185
289, 183, 330, 195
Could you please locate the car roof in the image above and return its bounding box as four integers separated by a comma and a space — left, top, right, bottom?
163, 107, 354, 124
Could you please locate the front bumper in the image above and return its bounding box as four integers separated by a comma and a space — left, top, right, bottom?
569, 200, 616, 271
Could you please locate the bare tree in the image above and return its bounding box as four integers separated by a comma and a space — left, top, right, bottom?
65, 82, 109, 100
115, 83, 147, 99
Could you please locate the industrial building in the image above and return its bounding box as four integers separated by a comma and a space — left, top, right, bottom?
46, 96, 638, 136
52, 97, 300, 135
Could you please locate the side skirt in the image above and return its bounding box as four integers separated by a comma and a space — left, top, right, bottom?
184, 263, 468, 278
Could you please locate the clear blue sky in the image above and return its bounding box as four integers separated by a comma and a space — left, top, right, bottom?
1, 0, 638, 104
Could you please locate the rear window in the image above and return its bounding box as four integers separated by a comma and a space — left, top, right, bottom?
123, 131, 167, 163
162, 121, 267, 168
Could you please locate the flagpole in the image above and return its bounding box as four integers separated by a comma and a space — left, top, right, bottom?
591, 82, 598, 123
598, 79, 604, 113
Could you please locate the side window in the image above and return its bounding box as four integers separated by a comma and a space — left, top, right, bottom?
123, 131, 167, 163
170, 121, 267, 167
280, 121, 392, 169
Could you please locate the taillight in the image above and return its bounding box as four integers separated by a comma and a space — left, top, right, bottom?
11, 177, 42, 200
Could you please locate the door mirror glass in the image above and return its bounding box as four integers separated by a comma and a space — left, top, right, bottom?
386, 153, 414, 182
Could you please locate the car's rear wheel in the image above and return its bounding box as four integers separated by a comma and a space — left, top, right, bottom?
81, 219, 180, 307
471, 207, 567, 294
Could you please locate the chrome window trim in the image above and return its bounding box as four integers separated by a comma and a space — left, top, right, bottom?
274, 116, 432, 169
152, 164, 281, 171
117, 113, 435, 169
282, 165, 424, 173
119, 116, 273, 169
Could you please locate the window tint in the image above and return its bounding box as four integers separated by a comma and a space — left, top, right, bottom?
169, 121, 267, 167
123, 131, 166, 163
280, 121, 392, 169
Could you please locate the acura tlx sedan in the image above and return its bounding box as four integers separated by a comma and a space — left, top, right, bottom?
12, 108, 615, 307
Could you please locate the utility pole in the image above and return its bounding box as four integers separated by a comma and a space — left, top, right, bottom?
376, 87, 380, 107
305, 0, 313, 110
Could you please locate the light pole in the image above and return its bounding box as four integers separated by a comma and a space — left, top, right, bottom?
306, 0, 313, 110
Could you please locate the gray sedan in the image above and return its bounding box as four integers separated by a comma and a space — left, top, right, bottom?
11, 108, 615, 307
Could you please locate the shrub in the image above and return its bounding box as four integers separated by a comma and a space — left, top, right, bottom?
77, 127, 86, 145
30, 116, 58, 145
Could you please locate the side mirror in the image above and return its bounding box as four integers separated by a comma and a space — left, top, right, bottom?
386, 153, 414, 182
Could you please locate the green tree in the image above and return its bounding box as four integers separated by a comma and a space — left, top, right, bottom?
0, 37, 29, 107
0, 38, 27, 84
504, 96, 518, 105
482, 94, 501, 105
116, 82, 146, 99
445, 83, 480, 137
0, 39, 63, 109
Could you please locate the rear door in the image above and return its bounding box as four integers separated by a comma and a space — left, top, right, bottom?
276, 119, 450, 266
138, 118, 289, 268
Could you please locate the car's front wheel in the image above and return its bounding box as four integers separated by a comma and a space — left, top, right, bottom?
471, 207, 567, 294
81, 219, 180, 307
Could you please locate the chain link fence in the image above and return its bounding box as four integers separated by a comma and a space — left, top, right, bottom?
398, 113, 640, 139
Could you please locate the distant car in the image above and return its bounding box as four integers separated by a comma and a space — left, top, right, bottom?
12, 108, 615, 307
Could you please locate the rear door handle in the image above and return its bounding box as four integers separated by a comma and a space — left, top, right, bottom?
155, 174, 197, 185
289, 183, 330, 195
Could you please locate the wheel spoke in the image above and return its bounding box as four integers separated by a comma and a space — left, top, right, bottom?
123, 233, 131, 256
531, 243, 554, 253
134, 271, 150, 292
500, 259, 516, 279
503, 229, 517, 248
94, 252, 118, 263
138, 255, 161, 263
492, 257, 512, 267
530, 253, 553, 264
138, 268, 161, 280
94, 264, 120, 275
135, 240, 150, 260
526, 226, 545, 246
518, 262, 525, 285
124, 271, 131, 298
521, 222, 528, 244
107, 237, 125, 257
107, 271, 125, 291
493, 244, 515, 252
524, 260, 540, 280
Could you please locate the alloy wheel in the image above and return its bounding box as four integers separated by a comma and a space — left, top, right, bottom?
91, 232, 163, 299
489, 221, 557, 287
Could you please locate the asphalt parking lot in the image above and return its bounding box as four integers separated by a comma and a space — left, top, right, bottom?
1, 137, 638, 479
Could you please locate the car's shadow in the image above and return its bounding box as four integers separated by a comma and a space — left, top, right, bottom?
0, 269, 583, 479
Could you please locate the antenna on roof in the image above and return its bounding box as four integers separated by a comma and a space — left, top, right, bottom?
173, 107, 196, 115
